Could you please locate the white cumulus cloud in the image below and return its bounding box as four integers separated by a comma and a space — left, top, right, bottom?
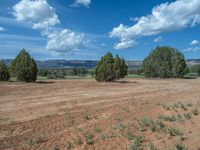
71, 0, 91, 7
114, 40, 137, 50
190, 40, 199, 45
110, 0, 200, 49
12, 0, 85, 54
46, 29, 84, 54
154, 36, 163, 43
183, 47, 200, 52
12, 0, 59, 29
0, 27, 5, 31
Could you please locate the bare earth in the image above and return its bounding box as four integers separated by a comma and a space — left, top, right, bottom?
0, 78, 200, 150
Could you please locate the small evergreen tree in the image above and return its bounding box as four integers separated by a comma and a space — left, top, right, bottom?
95, 52, 128, 82
0, 60, 10, 81
142, 46, 187, 78
95, 52, 115, 82
10, 49, 38, 82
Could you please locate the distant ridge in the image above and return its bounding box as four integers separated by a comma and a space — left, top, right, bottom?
1, 59, 200, 69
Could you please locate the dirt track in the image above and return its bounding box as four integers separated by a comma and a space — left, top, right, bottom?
0, 78, 200, 149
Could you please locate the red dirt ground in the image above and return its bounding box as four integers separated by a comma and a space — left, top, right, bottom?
0, 78, 200, 150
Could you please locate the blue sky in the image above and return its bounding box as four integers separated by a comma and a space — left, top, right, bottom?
0, 0, 200, 60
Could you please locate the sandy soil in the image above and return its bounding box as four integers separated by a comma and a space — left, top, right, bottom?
0, 78, 200, 150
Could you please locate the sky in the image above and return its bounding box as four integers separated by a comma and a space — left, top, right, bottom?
0, 0, 200, 60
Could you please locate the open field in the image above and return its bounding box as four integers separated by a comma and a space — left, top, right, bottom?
0, 78, 200, 150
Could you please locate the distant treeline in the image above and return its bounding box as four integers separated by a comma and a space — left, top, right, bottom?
38, 68, 93, 79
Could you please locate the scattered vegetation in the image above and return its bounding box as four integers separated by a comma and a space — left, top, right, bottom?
118, 123, 126, 131
184, 113, 192, 120
93, 126, 101, 133
130, 136, 142, 150
175, 143, 186, 150
180, 104, 188, 111
159, 115, 177, 122
84, 132, 94, 145
125, 131, 134, 140
27, 134, 46, 145
168, 127, 183, 136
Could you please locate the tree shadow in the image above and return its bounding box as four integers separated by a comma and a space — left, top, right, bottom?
182, 76, 197, 79
36, 81, 55, 84
115, 80, 138, 84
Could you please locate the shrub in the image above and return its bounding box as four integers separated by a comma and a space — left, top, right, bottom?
0, 60, 10, 81
95, 52, 127, 82
47, 70, 65, 79
84, 132, 94, 145
71, 68, 88, 76
184, 113, 192, 120
142, 46, 187, 78
190, 64, 200, 75
38, 69, 49, 77
175, 143, 186, 150
10, 49, 38, 82
130, 136, 142, 150
168, 128, 183, 136
93, 127, 101, 133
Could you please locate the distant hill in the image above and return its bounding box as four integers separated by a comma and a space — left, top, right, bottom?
186, 59, 200, 67
1, 59, 200, 69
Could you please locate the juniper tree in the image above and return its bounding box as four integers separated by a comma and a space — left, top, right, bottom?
95, 52, 128, 82
10, 49, 38, 82
142, 46, 187, 78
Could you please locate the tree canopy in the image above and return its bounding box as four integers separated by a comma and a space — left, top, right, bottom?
142, 46, 187, 78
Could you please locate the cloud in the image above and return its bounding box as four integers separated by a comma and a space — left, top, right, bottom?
71, 0, 91, 7
114, 40, 137, 50
154, 36, 163, 43
12, 0, 85, 54
101, 43, 106, 47
0, 27, 5, 31
190, 40, 199, 45
46, 29, 84, 54
183, 47, 200, 52
12, 0, 59, 29
110, 0, 200, 49
130, 17, 139, 22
